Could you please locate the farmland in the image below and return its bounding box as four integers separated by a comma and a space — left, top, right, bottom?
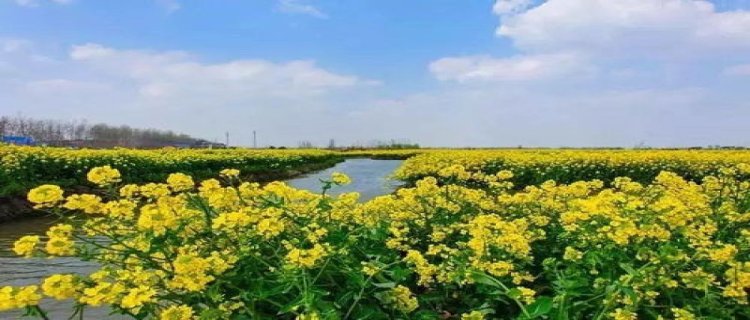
0, 145, 344, 198
394, 149, 750, 186
0, 147, 749, 319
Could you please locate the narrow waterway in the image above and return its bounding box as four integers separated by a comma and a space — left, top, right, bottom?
0, 159, 402, 319
286, 158, 403, 201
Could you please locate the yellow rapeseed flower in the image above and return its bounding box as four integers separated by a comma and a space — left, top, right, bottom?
27, 184, 64, 207
120, 285, 156, 310
563, 246, 584, 261
166, 173, 195, 192
0, 286, 41, 311
285, 244, 328, 268
387, 285, 418, 313
12, 235, 40, 257
41, 274, 78, 300
160, 304, 195, 320
331, 172, 351, 185
220, 168, 241, 178
87, 165, 121, 186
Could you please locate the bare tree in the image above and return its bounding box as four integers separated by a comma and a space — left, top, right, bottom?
1, 115, 202, 148
298, 140, 314, 148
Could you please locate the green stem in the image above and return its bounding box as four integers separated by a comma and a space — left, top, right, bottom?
343, 274, 375, 319
472, 271, 531, 319
33, 305, 50, 320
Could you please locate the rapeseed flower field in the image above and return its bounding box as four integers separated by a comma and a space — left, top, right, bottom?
1, 148, 749, 319
0, 145, 341, 197
394, 149, 750, 187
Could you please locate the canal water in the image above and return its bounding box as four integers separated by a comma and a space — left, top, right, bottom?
0, 159, 402, 319
286, 158, 403, 201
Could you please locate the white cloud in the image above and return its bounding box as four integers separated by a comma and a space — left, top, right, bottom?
413, 0, 750, 147
1, 38, 32, 53
24, 79, 108, 93
70, 43, 114, 60
2, 39, 749, 147
497, 0, 750, 58
431, 1, 750, 83
493, 0, 533, 15
429, 52, 589, 82
67, 44, 367, 98
341, 85, 750, 148
1, 40, 386, 146
724, 64, 750, 76
277, 0, 327, 19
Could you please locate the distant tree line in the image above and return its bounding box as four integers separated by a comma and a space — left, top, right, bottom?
0, 115, 202, 148
297, 139, 420, 150
342, 139, 420, 150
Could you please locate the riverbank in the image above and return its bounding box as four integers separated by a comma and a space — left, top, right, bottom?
0, 157, 343, 223
0, 146, 422, 222
0, 196, 32, 223
0, 146, 345, 197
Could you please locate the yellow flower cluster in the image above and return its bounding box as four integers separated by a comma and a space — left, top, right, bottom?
166, 173, 195, 192
4, 160, 750, 319
160, 305, 194, 320
78, 280, 125, 307
395, 149, 750, 187
12, 235, 40, 257
0, 286, 42, 311
45, 223, 76, 256
26, 184, 64, 208
87, 165, 122, 186
331, 172, 351, 185
5, 167, 370, 318
385, 285, 419, 313
120, 285, 156, 311
219, 168, 240, 178
41, 274, 79, 300
285, 243, 328, 269
167, 253, 216, 292
0, 144, 343, 198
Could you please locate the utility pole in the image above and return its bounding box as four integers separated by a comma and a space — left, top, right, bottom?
225, 131, 229, 147
253, 131, 257, 148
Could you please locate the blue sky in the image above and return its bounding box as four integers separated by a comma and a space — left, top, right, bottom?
2, 0, 750, 147
0, 0, 505, 95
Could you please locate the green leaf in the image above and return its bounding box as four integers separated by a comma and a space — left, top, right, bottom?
335, 290, 355, 306
470, 272, 501, 288
414, 310, 441, 319
619, 263, 637, 276
279, 295, 306, 313
372, 282, 396, 288
390, 266, 412, 282
525, 297, 553, 318
506, 288, 522, 299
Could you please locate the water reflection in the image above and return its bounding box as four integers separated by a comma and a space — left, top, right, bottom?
0, 216, 119, 319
